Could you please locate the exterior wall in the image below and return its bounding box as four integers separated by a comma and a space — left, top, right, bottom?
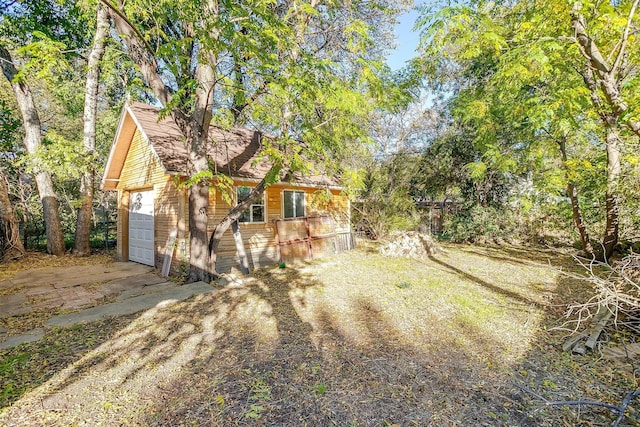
115, 129, 176, 268
154, 178, 187, 271
208, 181, 279, 273
113, 128, 351, 274
209, 181, 350, 273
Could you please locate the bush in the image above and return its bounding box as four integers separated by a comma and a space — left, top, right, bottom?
442, 205, 518, 243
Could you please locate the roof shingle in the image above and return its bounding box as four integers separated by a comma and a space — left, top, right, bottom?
128, 102, 336, 187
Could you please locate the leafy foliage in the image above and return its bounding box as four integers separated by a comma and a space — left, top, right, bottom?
414, 0, 640, 249
352, 153, 421, 239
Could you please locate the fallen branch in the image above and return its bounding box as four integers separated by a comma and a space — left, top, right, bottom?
513, 382, 640, 426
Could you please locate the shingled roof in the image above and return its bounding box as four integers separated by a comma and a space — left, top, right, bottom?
102, 102, 338, 190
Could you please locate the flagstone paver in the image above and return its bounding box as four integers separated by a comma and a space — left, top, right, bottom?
45, 281, 213, 328
0, 261, 206, 350
0, 328, 45, 351
0, 294, 30, 318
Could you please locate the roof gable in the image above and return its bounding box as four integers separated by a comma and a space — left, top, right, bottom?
102, 102, 337, 191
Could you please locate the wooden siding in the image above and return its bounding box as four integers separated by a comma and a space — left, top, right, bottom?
112, 127, 350, 273
115, 129, 172, 267
116, 130, 167, 191
208, 182, 279, 272
209, 182, 350, 273
154, 179, 185, 270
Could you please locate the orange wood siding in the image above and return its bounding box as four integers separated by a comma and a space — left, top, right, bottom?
115, 129, 175, 266
209, 182, 351, 272
154, 179, 184, 269
116, 130, 167, 191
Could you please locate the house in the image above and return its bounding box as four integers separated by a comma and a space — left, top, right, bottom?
101, 102, 351, 274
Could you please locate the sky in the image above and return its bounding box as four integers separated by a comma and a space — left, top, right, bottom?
386, 5, 423, 71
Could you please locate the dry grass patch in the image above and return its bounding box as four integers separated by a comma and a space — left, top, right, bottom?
0, 245, 635, 426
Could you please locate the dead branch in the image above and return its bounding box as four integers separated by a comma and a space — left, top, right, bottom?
514, 382, 640, 426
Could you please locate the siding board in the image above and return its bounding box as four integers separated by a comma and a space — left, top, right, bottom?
111, 128, 350, 275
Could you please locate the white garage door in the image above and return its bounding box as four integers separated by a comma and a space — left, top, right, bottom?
129, 190, 155, 266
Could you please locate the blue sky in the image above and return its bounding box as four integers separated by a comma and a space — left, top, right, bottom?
386, 5, 423, 71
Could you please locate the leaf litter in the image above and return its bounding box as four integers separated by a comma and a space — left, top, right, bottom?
0, 244, 637, 426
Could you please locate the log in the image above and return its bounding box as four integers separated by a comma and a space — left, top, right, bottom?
562, 333, 588, 353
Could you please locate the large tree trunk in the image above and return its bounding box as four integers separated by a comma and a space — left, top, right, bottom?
184, 61, 215, 283
578, 61, 624, 261
0, 170, 25, 260
187, 180, 211, 282
557, 135, 594, 256
602, 121, 622, 260
0, 45, 66, 256
74, 3, 109, 256
107, 4, 217, 282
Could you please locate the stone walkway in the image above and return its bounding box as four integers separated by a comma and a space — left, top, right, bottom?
0, 262, 215, 350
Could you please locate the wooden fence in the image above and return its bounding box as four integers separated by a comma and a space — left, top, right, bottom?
274, 215, 355, 263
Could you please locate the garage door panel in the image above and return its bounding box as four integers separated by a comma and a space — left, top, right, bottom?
129, 190, 155, 266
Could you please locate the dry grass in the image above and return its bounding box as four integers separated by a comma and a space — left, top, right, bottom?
0, 244, 637, 426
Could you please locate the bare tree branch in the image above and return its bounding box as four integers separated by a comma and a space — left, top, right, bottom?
611, 0, 639, 75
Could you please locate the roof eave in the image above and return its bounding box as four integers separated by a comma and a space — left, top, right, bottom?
100, 103, 171, 191
101, 103, 130, 191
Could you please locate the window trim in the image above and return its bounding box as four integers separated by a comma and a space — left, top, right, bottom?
282, 190, 306, 219
236, 186, 266, 224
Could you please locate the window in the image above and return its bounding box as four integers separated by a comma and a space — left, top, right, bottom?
236, 186, 264, 223
283, 190, 305, 218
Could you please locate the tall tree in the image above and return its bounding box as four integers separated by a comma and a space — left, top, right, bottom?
73, 3, 110, 256
0, 44, 66, 255
103, 0, 405, 281
417, 0, 640, 259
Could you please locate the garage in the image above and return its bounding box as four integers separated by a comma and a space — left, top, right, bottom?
129, 190, 155, 266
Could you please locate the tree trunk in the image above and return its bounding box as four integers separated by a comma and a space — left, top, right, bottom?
578, 62, 623, 261
107, 4, 215, 281
184, 60, 215, 283
572, 4, 640, 138
74, 3, 109, 256
187, 180, 211, 282
0, 44, 66, 256
0, 170, 25, 260
557, 135, 594, 255
208, 178, 268, 274
602, 121, 622, 260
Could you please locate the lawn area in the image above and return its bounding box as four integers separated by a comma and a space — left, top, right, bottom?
0, 244, 637, 426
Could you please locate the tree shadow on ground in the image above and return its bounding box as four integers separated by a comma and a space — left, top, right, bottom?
428, 254, 549, 308
458, 244, 560, 268
501, 264, 637, 426
2, 247, 632, 426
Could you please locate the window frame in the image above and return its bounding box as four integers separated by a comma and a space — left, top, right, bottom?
236, 186, 266, 224
282, 190, 306, 219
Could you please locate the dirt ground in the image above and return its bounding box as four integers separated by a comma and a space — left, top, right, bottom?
0, 245, 638, 426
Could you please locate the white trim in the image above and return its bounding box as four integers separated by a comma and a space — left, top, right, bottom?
282, 189, 306, 219
101, 103, 129, 190
235, 185, 266, 224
